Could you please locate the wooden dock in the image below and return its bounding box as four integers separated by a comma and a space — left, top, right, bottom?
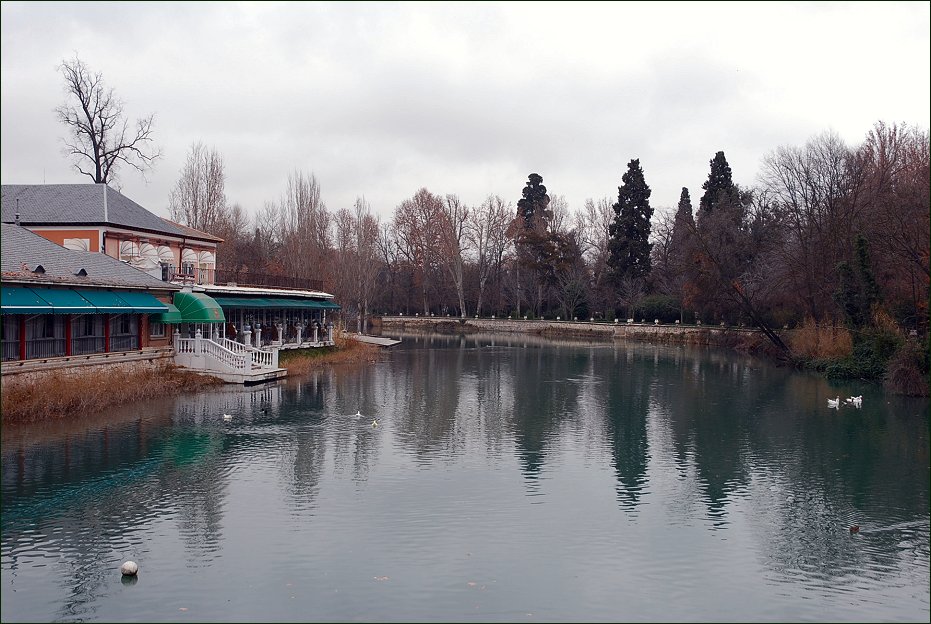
345, 333, 402, 347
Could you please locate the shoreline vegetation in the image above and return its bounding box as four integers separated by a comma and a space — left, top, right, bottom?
0, 335, 383, 424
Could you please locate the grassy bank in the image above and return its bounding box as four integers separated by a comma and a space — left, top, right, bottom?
1, 364, 224, 424
278, 334, 381, 375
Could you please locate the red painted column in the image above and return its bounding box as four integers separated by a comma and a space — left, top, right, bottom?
19, 315, 26, 361
104, 313, 111, 353
139, 314, 148, 349
65, 314, 73, 356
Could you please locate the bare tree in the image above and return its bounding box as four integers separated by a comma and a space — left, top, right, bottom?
55, 55, 160, 184
169, 141, 228, 233
548, 194, 570, 235
438, 194, 470, 317
760, 130, 865, 323
575, 197, 614, 315
467, 195, 512, 316
394, 188, 444, 315
277, 171, 332, 285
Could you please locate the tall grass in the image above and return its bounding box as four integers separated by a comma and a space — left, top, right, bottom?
1, 364, 223, 423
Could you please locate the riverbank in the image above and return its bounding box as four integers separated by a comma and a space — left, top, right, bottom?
0, 364, 224, 424
373, 315, 928, 395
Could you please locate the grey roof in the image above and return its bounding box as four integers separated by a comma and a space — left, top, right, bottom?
1, 184, 214, 242
1, 223, 179, 291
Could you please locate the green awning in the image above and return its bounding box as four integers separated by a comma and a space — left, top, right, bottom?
28, 288, 97, 314
315, 300, 341, 310
211, 296, 272, 308
1, 286, 53, 314
74, 289, 132, 313
174, 291, 226, 323
113, 291, 169, 313
263, 297, 310, 309
153, 302, 182, 324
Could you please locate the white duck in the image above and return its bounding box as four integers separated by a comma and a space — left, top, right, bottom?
851, 395, 862, 408
223, 413, 233, 421
827, 397, 840, 409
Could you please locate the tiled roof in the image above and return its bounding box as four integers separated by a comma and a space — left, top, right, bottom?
1, 184, 216, 242
0, 223, 178, 290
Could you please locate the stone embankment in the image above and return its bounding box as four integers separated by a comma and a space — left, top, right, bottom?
373, 316, 776, 348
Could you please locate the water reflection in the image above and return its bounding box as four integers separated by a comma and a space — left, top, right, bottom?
2, 332, 928, 622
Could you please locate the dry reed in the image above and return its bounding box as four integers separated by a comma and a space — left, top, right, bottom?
279, 334, 381, 375
1, 364, 223, 424
788, 318, 853, 360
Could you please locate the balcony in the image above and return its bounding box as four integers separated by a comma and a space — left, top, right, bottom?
213, 269, 323, 292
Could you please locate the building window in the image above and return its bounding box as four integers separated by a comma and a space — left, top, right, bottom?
63, 238, 90, 252
150, 320, 165, 338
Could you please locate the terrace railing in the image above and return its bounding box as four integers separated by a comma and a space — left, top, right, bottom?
214, 269, 323, 292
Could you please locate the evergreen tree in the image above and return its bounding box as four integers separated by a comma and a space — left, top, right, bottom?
670, 187, 695, 258
608, 159, 653, 283
699, 151, 738, 214
516, 173, 551, 232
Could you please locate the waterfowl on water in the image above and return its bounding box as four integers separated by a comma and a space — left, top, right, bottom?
850, 525, 860, 533
223, 413, 233, 421
372, 418, 379, 428
827, 397, 840, 408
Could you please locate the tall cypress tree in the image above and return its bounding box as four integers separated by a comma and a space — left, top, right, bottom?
608, 158, 653, 282
699, 151, 738, 214
671, 187, 695, 256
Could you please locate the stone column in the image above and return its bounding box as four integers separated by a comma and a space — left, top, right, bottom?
255, 326, 262, 346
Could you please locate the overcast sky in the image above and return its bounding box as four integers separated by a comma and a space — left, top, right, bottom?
2, 1, 929, 223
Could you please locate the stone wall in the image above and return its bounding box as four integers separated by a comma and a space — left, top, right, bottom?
374, 316, 770, 348
0, 347, 175, 386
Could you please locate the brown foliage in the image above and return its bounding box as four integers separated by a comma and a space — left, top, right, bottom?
788, 318, 853, 359
1, 364, 222, 424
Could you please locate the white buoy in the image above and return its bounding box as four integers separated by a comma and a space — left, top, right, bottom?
120, 561, 138, 576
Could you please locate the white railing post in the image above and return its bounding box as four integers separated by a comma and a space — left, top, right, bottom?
276, 323, 283, 346
195, 328, 202, 355
296, 326, 302, 345
244, 327, 252, 347
327, 322, 333, 343
255, 326, 262, 346
272, 346, 279, 368
173, 329, 180, 351
313, 325, 319, 343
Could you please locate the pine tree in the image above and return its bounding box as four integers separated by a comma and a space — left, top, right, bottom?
699, 151, 738, 214
608, 159, 653, 282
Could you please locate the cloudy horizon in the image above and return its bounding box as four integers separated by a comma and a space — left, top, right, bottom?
2, 1, 929, 223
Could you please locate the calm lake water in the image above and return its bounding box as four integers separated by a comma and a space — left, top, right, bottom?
2, 333, 928, 622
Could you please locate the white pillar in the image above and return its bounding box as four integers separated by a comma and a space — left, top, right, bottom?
173, 329, 180, 351
194, 328, 202, 355
255, 326, 262, 346
327, 322, 333, 343
244, 327, 252, 347
296, 326, 303, 345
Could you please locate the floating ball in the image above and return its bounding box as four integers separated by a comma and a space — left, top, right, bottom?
120, 561, 138, 576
